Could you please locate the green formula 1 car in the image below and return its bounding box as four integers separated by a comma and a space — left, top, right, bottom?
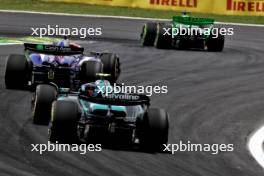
140, 13, 225, 52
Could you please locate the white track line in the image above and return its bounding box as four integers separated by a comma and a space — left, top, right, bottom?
0, 43, 21, 45
0, 10, 263, 27
248, 125, 264, 169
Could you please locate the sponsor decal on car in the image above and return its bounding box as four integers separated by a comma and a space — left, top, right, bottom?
44, 45, 72, 52
102, 93, 140, 100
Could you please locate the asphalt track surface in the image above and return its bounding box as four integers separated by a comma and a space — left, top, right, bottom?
0, 11, 264, 176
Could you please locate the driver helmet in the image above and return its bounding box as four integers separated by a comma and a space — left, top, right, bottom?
55, 39, 70, 47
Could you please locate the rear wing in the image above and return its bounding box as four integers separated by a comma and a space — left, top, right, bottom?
79, 92, 150, 106
173, 16, 214, 26
24, 43, 84, 55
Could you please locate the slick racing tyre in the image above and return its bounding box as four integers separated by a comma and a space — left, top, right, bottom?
5, 54, 30, 89
139, 108, 169, 151
141, 23, 157, 46
80, 60, 103, 83
49, 101, 78, 143
155, 23, 172, 49
206, 29, 225, 52
32, 84, 57, 125
100, 53, 121, 83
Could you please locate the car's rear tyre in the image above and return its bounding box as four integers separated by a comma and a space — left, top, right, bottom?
80, 60, 103, 83
5, 54, 29, 89
206, 30, 225, 52
155, 23, 172, 49
141, 23, 157, 46
139, 108, 169, 151
32, 84, 57, 125
49, 101, 78, 143
100, 53, 121, 83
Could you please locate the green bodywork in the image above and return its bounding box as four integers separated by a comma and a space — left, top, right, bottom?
171, 14, 215, 39
172, 15, 214, 26
80, 99, 127, 116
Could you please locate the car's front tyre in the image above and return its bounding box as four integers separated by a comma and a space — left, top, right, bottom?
100, 53, 121, 83
80, 60, 103, 83
32, 84, 57, 125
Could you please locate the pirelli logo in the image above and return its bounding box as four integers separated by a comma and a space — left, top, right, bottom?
227, 0, 264, 12
149, 0, 197, 7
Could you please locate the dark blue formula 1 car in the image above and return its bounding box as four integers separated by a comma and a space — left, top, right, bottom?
5, 39, 121, 90
31, 78, 169, 151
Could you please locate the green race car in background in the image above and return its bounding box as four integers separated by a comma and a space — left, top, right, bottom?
140, 13, 225, 52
